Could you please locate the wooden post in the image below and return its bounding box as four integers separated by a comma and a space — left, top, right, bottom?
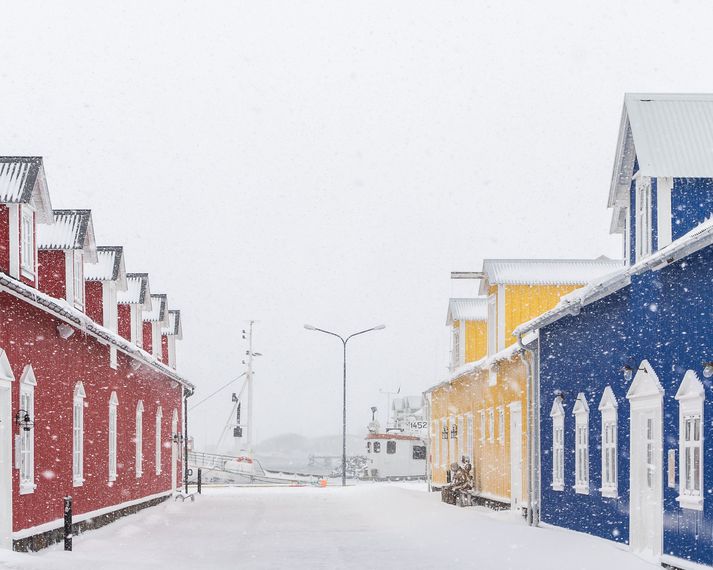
63, 496, 73, 551
197, 468, 202, 494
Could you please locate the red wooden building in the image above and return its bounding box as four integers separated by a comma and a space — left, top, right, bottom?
0, 156, 193, 550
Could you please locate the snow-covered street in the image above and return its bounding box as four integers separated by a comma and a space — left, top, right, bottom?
0, 484, 656, 570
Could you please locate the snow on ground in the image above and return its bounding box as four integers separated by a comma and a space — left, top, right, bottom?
0, 484, 657, 570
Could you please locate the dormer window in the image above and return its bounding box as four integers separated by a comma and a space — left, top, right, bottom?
635, 177, 653, 260
20, 207, 34, 277
73, 251, 84, 309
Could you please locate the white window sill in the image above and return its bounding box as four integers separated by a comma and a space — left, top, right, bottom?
19, 483, 36, 495
109, 475, 117, 483
136, 472, 143, 478
551, 483, 564, 492
600, 488, 619, 499
574, 484, 589, 495
676, 495, 703, 511
73, 478, 85, 487
20, 267, 35, 280
156, 470, 162, 476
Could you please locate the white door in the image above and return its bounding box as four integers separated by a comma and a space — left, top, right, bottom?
627, 360, 664, 559
509, 402, 522, 508
171, 409, 178, 493
630, 405, 663, 557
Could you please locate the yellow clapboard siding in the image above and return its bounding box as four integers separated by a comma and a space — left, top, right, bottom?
465, 320, 487, 362
503, 284, 581, 346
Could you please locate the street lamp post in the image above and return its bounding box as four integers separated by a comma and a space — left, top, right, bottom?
304, 323, 386, 487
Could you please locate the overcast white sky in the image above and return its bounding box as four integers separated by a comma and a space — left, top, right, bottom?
2, 1, 713, 448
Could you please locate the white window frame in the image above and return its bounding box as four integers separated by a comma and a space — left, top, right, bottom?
452, 325, 461, 371
498, 406, 505, 445
135, 400, 144, 477
573, 392, 590, 494
73, 382, 86, 487
155, 406, 163, 475
466, 413, 474, 460
675, 371, 705, 511
488, 408, 494, 443
487, 295, 496, 356
457, 415, 465, 461
635, 176, 652, 260
20, 206, 34, 277
550, 396, 564, 491
448, 415, 456, 463
598, 386, 618, 498
479, 410, 486, 443
73, 251, 84, 309
109, 391, 118, 482
19, 365, 37, 494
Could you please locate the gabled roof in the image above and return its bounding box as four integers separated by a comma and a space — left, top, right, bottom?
446, 297, 488, 325
609, 94, 713, 232
84, 246, 127, 289
0, 157, 53, 222
37, 210, 98, 262
478, 257, 623, 294
572, 392, 589, 415
549, 395, 564, 418
675, 370, 705, 401
514, 215, 713, 337
118, 272, 151, 308
598, 386, 618, 411
161, 310, 183, 339
143, 293, 168, 324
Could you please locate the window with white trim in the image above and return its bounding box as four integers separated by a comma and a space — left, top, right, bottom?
109, 392, 118, 482
498, 406, 505, 445
487, 295, 496, 356
550, 395, 564, 491
488, 408, 494, 443
135, 400, 144, 477
598, 386, 618, 498
573, 392, 590, 494
73, 382, 86, 486
448, 415, 456, 462
155, 406, 163, 475
457, 415, 465, 460
675, 370, 705, 510
635, 177, 652, 260
19, 366, 37, 494
73, 251, 84, 308
452, 326, 461, 370
21, 207, 34, 276
479, 410, 486, 443
466, 413, 474, 460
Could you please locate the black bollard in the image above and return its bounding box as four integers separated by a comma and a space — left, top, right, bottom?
63, 496, 72, 551
197, 468, 202, 494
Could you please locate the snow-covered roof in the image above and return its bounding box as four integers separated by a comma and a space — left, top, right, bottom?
478, 257, 623, 293
143, 293, 168, 323
0, 157, 53, 222
424, 331, 538, 395
514, 215, 713, 337
609, 94, 713, 232
118, 273, 151, 308
0, 270, 193, 391
446, 297, 487, 325
37, 210, 98, 262
162, 310, 182, 339
84, 246, 127, 289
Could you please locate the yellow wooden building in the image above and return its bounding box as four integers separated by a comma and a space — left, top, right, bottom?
426, 258, 622, 510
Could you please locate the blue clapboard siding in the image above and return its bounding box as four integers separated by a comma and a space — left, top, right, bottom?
538, 244, 713, 565
672, 178, 713, 240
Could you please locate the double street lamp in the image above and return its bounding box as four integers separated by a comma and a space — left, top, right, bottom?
304, 323, 386, 487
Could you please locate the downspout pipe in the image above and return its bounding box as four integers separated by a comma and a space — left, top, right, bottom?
518, 333, 539, 527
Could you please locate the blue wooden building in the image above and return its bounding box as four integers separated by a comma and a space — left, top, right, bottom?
516, 94, 713, 570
